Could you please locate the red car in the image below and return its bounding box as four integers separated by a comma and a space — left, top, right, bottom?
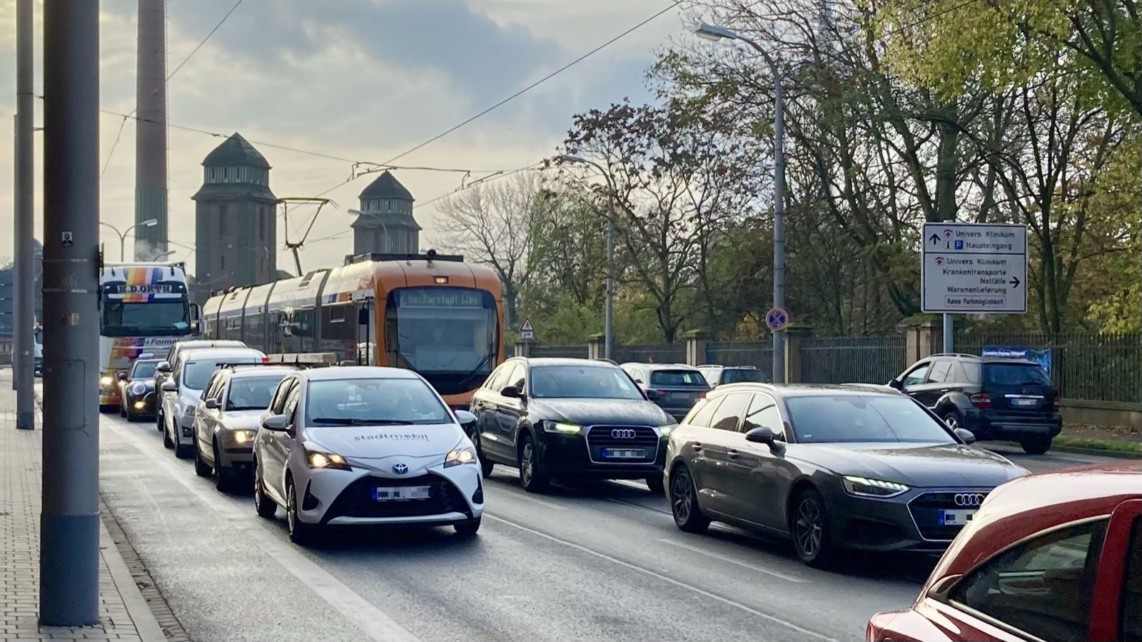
867, 462, 1142, 642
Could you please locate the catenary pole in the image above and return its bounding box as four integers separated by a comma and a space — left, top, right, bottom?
39, 0, 101, 626
14, 0, 35, 428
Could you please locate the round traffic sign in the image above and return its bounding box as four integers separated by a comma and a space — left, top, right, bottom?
766, 307, 790, 332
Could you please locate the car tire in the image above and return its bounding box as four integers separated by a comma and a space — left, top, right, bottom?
1021, 437, 1052, 455
119, 404, 126, 418
193, 442, 212, 478
669, 464, 710, 534
162, 418, 174, 449
286, 480, 316, 545
480, 457, 495, 478
214, 444, 237, 493
156, 411, 164, 433
99, 404, 116, 414
174, 440, 191, 459
253, 460, 277, 519
454, 518, 481, 537
518, 435, 549, 493
790, 487, 835, 568
646, 474, 665, 495
941, 411, 962, 431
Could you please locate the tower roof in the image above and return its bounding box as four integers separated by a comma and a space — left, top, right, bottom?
359, 171, 413, 202
202, 132, 270, 170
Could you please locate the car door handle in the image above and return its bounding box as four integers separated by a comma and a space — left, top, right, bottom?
727, 449, 740, 459
939, 388, 950, 393
690, 443, 702, 452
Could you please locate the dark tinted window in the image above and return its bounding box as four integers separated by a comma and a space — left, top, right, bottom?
183, 356, 260, 390
950, 520, 1106, 642
720, 369, 762, 384
529, 365, 643, 400
785, 395, 956, 444
305, 378, 449, 425
1124, 518, 1142, 642
226, 375, 288, 411
961, 361, 982, 384
927, 361, 952, 384
708, 393, 750, 431
649, 370, 708, 387
131, 360, 159, 378
685, 397, 722, 427
984, 363, 1050, 386
269, 379, 296, 415
743, 393, 783, 435
901, 363, 930, 387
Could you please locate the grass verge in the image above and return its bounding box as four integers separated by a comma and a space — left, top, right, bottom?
1054, 435, 1142, 455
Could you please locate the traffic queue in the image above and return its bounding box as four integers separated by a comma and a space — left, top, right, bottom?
111, 338, 1140, 642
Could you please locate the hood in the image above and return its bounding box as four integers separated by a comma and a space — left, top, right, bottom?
795, 442, 1029, 488
221, 410, 264, 430
178, 387, 202, 408
304, 423, 468, 472
527, 398, 674, 427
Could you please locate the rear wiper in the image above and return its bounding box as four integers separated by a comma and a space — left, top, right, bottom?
310, 417, 412, 426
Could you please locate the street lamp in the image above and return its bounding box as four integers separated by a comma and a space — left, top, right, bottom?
696, 22, 787, 384
100, 218, 158, 261
559, 154, 616, 361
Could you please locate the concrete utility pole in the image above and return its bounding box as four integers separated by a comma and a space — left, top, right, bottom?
40, 0, 101, 626
134, 0, 169, 260
13, 0, 35, 428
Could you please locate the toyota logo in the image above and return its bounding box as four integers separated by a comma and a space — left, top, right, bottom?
611, 428, 637, 439
392, 463, 408, 475
954, 493, 985, 507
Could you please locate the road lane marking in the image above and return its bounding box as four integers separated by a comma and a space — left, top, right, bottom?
657, 538, 806, 583
102, 419, 422, 642
487, 486, 567, 511
486, 514, 840, 642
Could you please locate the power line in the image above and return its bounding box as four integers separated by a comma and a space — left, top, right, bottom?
378, 0, 684, 167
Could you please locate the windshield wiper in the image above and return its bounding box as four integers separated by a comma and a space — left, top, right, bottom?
455, 353, 496, 390
310, 417, 413, 426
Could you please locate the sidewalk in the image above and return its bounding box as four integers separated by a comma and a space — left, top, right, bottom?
0, 370, 167, 642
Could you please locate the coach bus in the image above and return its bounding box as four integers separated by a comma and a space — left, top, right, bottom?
201, 251, 504, 408
98, 261, 198, 412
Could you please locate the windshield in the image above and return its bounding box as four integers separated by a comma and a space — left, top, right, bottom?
650, 370, 709, 387
131, 361, 159, 379
785, 395, 955, 444
384, 287, 499, 396
721, 369, 762, 384
530, 365, 646, 400
984, 363, 1050, 386
101, 299, 190, 337
182, 357, 259, 390
305, 378, 450, 425
226, 375, 286, 411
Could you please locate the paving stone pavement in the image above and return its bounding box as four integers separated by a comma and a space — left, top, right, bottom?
0, 371, 169, 642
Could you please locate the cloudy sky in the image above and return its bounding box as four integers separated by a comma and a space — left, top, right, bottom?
0, 0, 685, 274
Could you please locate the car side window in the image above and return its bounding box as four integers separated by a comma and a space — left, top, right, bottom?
1123, 518, 1142, 642
708, 393, 750, 432
948, 519, 1108, 642
505, 363, 527, 392
629, 367, 645, 384
901, 363, 930, 387
484, 364, 510, 391
927, 360, 953, 384
742, 393, 784, 437
204, 374, 224, 402
685, 397, 723, 427
270, 379, 296, 415
283, 384, 301, 423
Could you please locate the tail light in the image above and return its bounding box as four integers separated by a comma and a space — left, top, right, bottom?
1052, 397, 1059, 411
697, 390, 707, 399
969, 392, 992, 408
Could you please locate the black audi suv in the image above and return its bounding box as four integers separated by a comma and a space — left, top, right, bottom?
468, 357, 676, 494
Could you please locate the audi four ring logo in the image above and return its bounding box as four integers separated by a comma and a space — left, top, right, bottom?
611, 428, 638, 439
954, 493, 985, 507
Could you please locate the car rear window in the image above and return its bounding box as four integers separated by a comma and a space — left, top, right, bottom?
983, 363, 1050, 386
785, 395, 955, 444
650, 370, 708, 387
720, 369, 762, 384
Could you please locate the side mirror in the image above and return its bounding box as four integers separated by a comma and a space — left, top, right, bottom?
157, 361, 171, 373
745, 426, 777, 445
261, 414, 291, 432
501, 385, 523, 399
117, 372, 128, 382
454, 409, 477, 428
645, 389, 661, 401
954, 428, 977, 444
888, 378, 903, 390
161, 381, 177, 393
205, 398, 221, 410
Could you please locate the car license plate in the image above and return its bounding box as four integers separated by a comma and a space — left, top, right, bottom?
373, 486, 431, 502
1012, 398, 1038, 407
602, 448, 646, 459
938, 509, 976, 526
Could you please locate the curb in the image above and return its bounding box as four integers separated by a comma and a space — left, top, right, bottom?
100, 519, 168, 642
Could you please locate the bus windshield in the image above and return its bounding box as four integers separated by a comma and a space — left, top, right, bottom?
101, 298, 191, 337
384, 287, 498, 396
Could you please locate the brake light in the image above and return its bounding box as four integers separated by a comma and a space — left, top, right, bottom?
969, 392, 991, 408
697, 390, 707, 399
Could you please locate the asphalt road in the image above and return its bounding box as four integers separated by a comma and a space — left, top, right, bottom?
85, 400, 1116, 642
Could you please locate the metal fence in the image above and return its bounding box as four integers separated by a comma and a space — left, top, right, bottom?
528, 344, 590, 359
706, 341, 775, 378
800, 336, 907, 385
956, 331, 1142, 403
613, 343, 687, 365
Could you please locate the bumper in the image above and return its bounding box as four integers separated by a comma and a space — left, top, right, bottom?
174, 415, 195, 445
536, 430, 666, 480
217, 444, 254, 470
821, 485, 989, 554
33, 359, 42, 376
965, 410, 1062, 441
100, 387, 122, 407
125, 393, 157, 417
298, 465, 484, 527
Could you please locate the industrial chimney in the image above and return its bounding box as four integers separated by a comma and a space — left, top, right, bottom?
134, 0, 168, 261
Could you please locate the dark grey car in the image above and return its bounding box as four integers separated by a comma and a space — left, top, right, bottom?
664, 383, 1029, 567
620, 363, 710, 422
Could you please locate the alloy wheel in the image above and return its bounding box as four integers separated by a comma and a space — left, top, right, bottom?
671, 471, 693, 522
795, 497, 824, 559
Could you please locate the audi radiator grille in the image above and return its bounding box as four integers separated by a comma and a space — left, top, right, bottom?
584, 425, 659, 464
908, 491, 989, 541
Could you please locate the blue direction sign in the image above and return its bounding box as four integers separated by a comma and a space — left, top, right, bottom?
766, 307, 789, 332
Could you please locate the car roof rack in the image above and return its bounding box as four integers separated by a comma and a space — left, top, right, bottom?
928, 353, 980, 359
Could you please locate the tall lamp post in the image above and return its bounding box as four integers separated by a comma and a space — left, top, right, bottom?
696, 22, 787, 383
100, 218, 157, 261
559, 154, 615, 361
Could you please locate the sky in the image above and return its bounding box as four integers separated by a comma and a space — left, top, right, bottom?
0, 0, 685, 275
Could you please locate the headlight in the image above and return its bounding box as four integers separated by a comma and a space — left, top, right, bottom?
658, 424, 676, 437
230, 429, 256, 445
842, 475, 910, 498
544, 421, 581, 434
305, 448, 351, 471
444, 446, 477, 468
100, 375, 113, 388
129, 382, 147, 396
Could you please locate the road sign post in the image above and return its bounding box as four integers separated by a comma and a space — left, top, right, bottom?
921, 222, 1028, 352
